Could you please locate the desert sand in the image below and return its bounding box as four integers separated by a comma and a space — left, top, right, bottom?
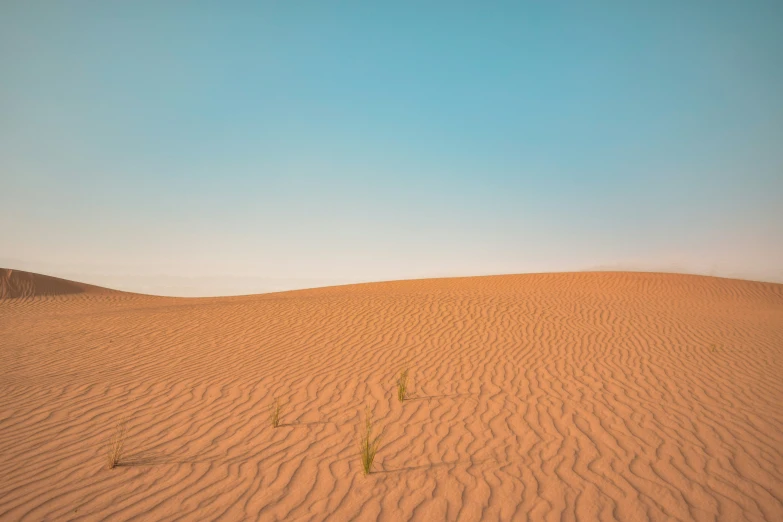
1, 268, 782, 521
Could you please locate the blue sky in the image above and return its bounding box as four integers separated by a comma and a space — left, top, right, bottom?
2, 2, 782, 295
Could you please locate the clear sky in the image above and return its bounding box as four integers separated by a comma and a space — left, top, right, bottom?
2, 1, 782, 296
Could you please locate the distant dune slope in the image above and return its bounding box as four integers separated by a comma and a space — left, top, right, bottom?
0, 268, 116, 300
0, 271, 782, 521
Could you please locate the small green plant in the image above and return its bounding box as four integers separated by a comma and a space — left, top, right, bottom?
269, 397, 283, 428
396, 368, 409, 403
106, 419, 128, 469
359, 406, 383, 476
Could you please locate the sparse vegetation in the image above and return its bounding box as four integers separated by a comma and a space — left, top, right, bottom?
269, 397, 283, 428
359, 406, 383, 475
396, 368, 410, 403
106, 419, 128, 469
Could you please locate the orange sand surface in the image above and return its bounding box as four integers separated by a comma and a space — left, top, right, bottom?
1, 269, 782, 521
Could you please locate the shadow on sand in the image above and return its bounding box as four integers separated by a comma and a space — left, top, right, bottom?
119, 451, 206, 467
278, 420, 332, 428
405, 393, 476, 402
376, 456, 497, 473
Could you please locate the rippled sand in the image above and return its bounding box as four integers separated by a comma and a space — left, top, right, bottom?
1, 269, 782, 521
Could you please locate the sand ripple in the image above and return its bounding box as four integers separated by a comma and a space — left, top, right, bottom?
1, 271, 782, 521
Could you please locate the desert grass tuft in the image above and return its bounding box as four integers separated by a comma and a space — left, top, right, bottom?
359, 406, 383, 475
396, 368, 410, 403
269, 397, 283, 428
106, 419, 128, 469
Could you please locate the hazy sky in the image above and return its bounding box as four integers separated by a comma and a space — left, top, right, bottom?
2, 2, 782, 296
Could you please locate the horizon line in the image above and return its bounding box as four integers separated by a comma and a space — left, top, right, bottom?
3, 266, 781, 300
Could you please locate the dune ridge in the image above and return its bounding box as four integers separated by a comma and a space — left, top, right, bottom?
1, 271, 782, 521
0, 268, 118, 300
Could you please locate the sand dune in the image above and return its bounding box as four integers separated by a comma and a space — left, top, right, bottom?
0, 268, 117, 300
1, 271, 782, 521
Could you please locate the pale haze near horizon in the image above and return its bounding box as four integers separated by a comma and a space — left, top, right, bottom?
2, 2, 782, 297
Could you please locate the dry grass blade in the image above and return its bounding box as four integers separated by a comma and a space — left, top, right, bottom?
396, 368, 409, 403
269, 397, 283, 428
106, 419, 128, 469
359, 406, 383, 475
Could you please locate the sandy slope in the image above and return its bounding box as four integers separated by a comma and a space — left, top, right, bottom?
0, 268, 116, 300
1, 271, 782, 521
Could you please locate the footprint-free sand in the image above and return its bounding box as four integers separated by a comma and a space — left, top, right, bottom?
1, 269, 782, 521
